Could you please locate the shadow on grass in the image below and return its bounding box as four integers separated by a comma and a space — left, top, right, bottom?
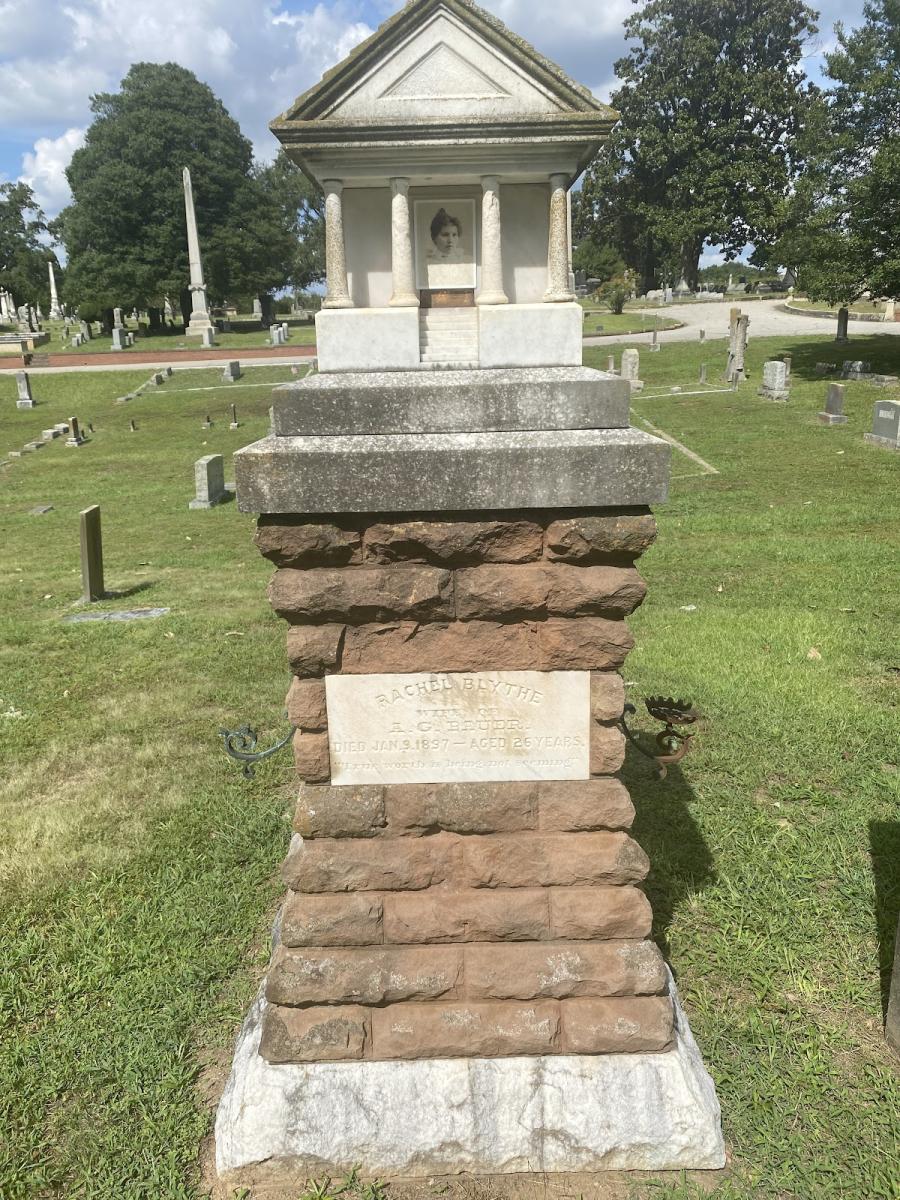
783, 335, 900, 381
868, 820, 900, 1019
104, 580, 156, 600
624, 742, 716, 963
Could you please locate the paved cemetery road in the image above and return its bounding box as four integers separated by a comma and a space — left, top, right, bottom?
0, 344, 316, 374
584, 298, 900, 347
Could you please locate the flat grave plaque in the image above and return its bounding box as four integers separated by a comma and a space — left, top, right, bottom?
326, 670, 590, 785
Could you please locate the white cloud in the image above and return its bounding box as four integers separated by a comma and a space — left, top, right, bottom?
20, 126, 86, 215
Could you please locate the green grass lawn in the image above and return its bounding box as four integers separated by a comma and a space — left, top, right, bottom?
13, 317, 317, 355
1, 337, 899, 1198
581, 309, 682, 336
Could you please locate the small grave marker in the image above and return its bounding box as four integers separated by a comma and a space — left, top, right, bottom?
606, 355, 615, 373
619, 348, 643, 392
202, 414, 213, 429
65, 417, 85, 447
818, 383, 848, 425
864, 399, 900, 450
230, 404, 239, 429
201, 328, 216, 347
16, 371, 34, 409
130, 419, 137, 432
649, 328, 660, 352
699, 328, 705, 343
782, 353, 792, 380
835, 306, 850, 343
28, 505, 53, 515
80, 505, 104, 601
189, 454, 228, 509
759, 360, 789, 401
699, 362, 707, 384
223, 360, 241, 382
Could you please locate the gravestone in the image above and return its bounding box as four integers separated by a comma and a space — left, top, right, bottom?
65, 416, 85, 447
835, 306, 850, 343
649, 327, 660, 352
80, 505, 104, 601
620, 348, 643, 392
113, 307, 125, 329
230, 404, 239, 430
606, 354, 615, 373
223, 360, 241, 382
699, 328, 705, 343
189, 454, 228, 508
217, 0, 723, 1184
699, 362, 707, 384
726, 311, 749, 383
16, 371, 34, 409
782, 353, 792, 380
818, 384, 848, 425
842, 360, 871, 380
79, 320, 92, 341
111, 328, 127, 351
252, 297, 263, 317
864, 399, 900, 450
759, 360, 789, 401
200, 327, 216, 348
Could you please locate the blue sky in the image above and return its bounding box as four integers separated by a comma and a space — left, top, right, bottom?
0, 0, 866, 224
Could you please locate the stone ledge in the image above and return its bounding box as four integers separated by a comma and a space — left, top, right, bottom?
271, 366, 631, 436
235, 429, 670, 514
214, 970, 725, 1176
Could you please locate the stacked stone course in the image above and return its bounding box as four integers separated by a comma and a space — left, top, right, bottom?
253, 508, 674, 1065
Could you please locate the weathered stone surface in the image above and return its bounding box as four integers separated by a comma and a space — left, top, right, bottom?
454, 563, 549, 619
286, 678, 327, 730
293, 784, 386, 838
270, 566, 454, 623
561, 996, 674, 1053
385, 782, 537, 835
286, 625, 344, 676
266, 944, 463, 1006
537, 779, 634, 831
464, 832, 649, 888
282, 832, 460, 892
372, 1001, 560, 1059
546, 565, 646, 617
550, 887, 652, 939
260, 1004, 369, 1062
383, 889, 549, 944
590, 673, 626, 722
339, 618, 632, 674
545, 513, 658, 562
465, 940, 667, 1000
255, 519, 361, 567
293, 731, 331, 782
590, 723, 627, 775
280, 892, 384, 947
364, 519, 542, 565
215, 977, 726, 1175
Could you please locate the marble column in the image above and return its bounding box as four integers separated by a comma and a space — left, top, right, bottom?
48, 262, 63, 320
323, 180, 353, 309
476, 175, 508, 306
182, 167, 215, 337
389, 178, 418, 307
544, 173, 575, 303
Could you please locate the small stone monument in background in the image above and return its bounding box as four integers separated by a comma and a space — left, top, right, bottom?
759, 360, 789, 401
835, 306, 850, 343
217, 0, 723, 1186
620, 347, 643, 392
818, 383, 848, 425
223, 360, 241, 382
864, 399, 900, 450
189, 454, 228, 508
16, 371, 34, 409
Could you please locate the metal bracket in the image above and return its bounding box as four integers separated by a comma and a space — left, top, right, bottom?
219, 715, 297, 779
619, 697, 698, 780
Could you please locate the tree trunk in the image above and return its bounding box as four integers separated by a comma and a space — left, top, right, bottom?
179, 288, 192, 329
681, 237, 704, 292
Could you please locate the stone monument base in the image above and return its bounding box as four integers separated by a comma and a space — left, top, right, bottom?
864, 432, 900, 451
215, 971, 725, 1180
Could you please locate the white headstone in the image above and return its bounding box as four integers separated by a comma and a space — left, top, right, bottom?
16, 371, 34, 409
111, 327, 126, 351
189, 454, 228, 508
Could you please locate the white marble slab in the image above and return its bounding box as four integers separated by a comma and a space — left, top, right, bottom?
325, 670, 590, 785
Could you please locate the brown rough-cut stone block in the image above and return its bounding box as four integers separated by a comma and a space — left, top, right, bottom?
545, 514, 658, 562
590, 723, 626, 775
255, 519, 361, 567
465, 940, 667, 1000
286, 624, 344, 676
464, 832, 649, 888
591, 673, 626, 722
546, 565, 646, 618
372, 1001, 560, 1059
293, 730, 330, 782
537, 779, 634, 831
269, 566, 454, 624
364, 520, 543, 565
340, 618, 633, 675
260, 1004, 369, 1063
550, 887, 652, 940
286, 677, 327, 730
293, 784, 386, 838
266, 944, 463, 1006
383, 888, 549, 944
385, 782, 537, 836
282, 832, 461, 893
454, 563, 549, 620
280, 892, 384, 947
561, 996, 674, 1053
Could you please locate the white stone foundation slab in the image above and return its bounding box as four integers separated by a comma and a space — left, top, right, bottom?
215, 972, 725, 1178
316, 307, 420, 373
478, 302, 582, 369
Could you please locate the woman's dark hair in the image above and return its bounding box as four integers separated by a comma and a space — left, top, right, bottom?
430, 208, 462, 242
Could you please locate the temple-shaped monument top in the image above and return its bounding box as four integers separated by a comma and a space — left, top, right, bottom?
272, 0, 617, 372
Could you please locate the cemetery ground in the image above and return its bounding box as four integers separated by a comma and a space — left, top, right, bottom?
0, 338, 898, 1200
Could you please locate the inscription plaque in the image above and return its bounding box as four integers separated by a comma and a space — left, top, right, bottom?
325, 670, 590, 785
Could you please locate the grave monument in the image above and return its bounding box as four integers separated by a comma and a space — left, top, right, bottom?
182, 167, 215, 341
218, 0, 723, 1186
48, 261, 63, 320
864, 399, 900, 450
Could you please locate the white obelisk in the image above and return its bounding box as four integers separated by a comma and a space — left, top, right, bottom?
48, 261, 63, 320
182, 167, 215, 338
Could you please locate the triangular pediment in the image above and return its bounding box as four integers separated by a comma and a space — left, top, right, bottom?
381, 42, 509, 102
275, 0, 616, 127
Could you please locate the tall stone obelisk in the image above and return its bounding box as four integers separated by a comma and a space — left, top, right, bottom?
48, 261, 63, 320
182, 167, 215, 339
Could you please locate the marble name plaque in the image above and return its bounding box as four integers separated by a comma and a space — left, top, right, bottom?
325, 670, 590, 785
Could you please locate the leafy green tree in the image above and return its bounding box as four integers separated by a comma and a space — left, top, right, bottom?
580, 0, 818, 293
0, 182, 55, 313
58, 64, 318, 321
